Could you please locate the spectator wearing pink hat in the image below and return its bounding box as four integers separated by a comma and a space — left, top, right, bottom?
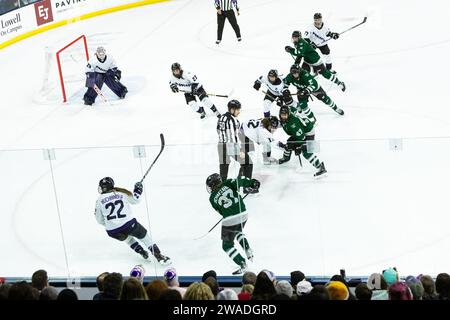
388, 282, 413, 300
164, 268, 186, 298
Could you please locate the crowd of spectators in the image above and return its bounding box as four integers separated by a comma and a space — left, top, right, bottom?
1, 266, 450, 301
0, 0, 40, 15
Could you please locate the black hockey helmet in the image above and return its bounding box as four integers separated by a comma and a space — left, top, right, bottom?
279, 106, 290, 123
268, 69, 278, 78
290, 64, 300, 75
171, 62, 181, 71
206, 173, 222, 193
227, 99, 241, 111
98, 177, 114, 194
292, 30, 301, 38
314, 13, 322, 19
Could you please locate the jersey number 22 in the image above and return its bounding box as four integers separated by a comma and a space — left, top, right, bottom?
106, 200, 126, 220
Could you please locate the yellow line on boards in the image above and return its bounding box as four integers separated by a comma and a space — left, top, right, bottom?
0, 0, 170, 50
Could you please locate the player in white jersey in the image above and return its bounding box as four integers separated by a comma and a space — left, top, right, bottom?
94, 177, 171, 265
253, 69, 296, 118
304, 13, 340, 71
240, 116, 279, 167
83, 47, 128, 105
169, 63, 221, 119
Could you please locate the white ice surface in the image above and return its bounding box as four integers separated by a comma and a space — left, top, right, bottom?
1, 0, 450, 278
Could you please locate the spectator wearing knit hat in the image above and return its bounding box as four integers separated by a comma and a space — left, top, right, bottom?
330, 274, 355, 300
251, 271, 276, 300
326, 281, 349, 300
405, 276, 424, 300
296, 280, 313, 297
164, 268, 186, 298
435, 273, 450, 300
388, 282, 412, 300
275, 280, 293, 299
382, 267, 399, 286
217, 289, 238, 300
367, 273, 389, 300
355, 283, 372, 300
420, 275, 438, 300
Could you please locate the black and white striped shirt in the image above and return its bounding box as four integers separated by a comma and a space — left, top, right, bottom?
217, 112, 240, 143
214, 0, 238, 11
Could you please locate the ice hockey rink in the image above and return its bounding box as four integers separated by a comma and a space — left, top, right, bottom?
1, 0, 450, 279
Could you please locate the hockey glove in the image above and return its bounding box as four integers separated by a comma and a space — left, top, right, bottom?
298, 88, 311, 99
191, 83, 199, 95
134, 182, 143, 196
294, 142, 307, 155
251, 179, 261, 191
170, 83, 179, 93
285, 46, 295, 54
253, 81, 261, 91
277, 141, 287, 150
328, 32, 339, 39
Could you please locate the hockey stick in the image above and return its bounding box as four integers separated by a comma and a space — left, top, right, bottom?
93, 84, 111, 105
139, 133, 165, 183
319, 17, 368, 45
179, 89, 230, 98
194, 193, 250, 240
339, 16, 367, 35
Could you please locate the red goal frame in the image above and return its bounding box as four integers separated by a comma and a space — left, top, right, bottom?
56, 35, 89, 103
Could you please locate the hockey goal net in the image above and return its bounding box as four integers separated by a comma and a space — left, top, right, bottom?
35, 35, 89, 104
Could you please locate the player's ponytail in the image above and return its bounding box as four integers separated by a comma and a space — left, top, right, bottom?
113, 187, 133, 197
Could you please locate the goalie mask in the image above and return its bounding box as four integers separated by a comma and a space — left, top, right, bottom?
96, 47, 106, 62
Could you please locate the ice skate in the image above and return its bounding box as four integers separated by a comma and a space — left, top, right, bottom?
314, 162, 327, 179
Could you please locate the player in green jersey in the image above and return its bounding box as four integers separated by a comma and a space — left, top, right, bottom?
206, 174, 260, 275
278, 105, 327, 178
285, 30, 346, 92
284, 64, 344, 116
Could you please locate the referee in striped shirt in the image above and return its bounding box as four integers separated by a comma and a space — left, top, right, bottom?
217, 100, 246, 180
215, 0, 241, 44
